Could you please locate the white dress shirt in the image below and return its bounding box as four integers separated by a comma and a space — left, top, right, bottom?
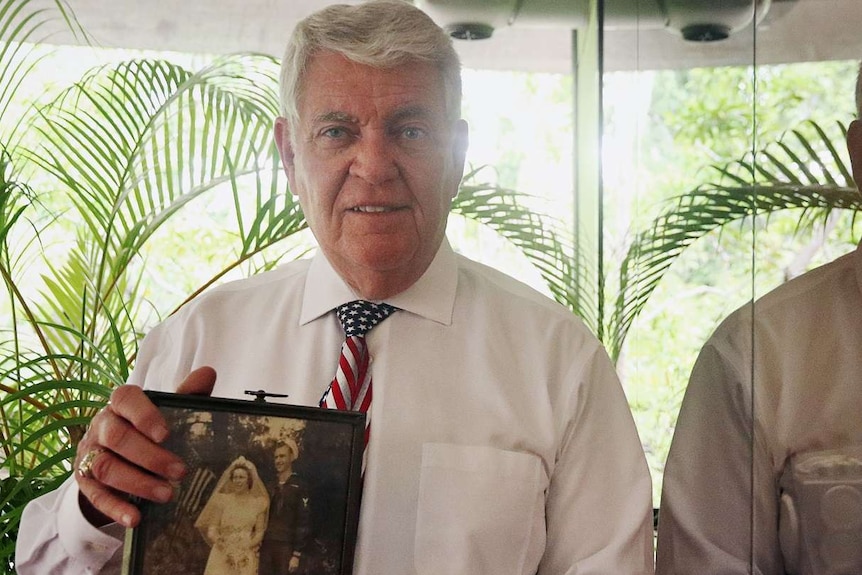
656, 243, 862, 574
17, 240, 654, 575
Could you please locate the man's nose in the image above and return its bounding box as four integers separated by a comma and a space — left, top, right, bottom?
349, 132, 399, 184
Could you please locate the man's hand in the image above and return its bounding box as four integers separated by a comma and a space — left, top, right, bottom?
74, 366, 217, 528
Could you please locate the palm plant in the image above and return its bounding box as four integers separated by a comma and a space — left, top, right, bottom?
0, 3, 581, 571
608, 119, 859, 360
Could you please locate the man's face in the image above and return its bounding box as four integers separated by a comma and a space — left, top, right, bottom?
274, 446, 294, 472
275, 51, 468, 299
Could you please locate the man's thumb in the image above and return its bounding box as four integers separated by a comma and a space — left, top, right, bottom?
176, 365, 217, 396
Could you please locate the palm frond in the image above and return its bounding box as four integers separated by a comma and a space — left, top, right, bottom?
608, 120, 858, 359
16, 54, 285, 372
0, 148, 31, 248
0, 0, 89, 151
452, 168, 599, 331
29, 54, 281, 278
166, 148, 310, 318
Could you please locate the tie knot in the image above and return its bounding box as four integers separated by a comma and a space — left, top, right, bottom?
335, 300, 398, 338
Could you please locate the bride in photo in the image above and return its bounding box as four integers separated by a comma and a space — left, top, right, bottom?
194, 456, 270, 575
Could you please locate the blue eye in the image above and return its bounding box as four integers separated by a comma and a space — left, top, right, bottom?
322, 126, 348, 139
402, 127, 424, 140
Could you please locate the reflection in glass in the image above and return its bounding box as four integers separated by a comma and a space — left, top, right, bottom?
602, 0, 862, 572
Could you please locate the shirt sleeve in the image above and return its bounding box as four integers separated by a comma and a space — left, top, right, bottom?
655, 339, 783, 575
540, 345, 656, 575
15, 477, 125, 574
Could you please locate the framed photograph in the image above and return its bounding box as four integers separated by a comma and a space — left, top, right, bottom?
121, 391, 365, 575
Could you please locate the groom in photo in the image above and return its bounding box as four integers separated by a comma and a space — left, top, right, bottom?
259, 439, 310, 575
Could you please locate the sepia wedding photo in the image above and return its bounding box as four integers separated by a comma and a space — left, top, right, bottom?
121, 392, 365, 575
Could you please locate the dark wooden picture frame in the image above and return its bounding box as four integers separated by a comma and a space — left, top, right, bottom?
121, 391, 365, 575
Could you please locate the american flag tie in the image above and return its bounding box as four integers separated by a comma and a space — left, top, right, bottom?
320, 300, 398, 468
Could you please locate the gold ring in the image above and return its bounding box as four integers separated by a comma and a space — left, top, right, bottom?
77, 448, 107, 480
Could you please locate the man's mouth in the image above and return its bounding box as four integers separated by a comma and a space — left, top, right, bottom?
350, 205, 399, 213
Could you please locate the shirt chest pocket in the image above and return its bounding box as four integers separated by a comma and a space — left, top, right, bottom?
414, 443, 546, 575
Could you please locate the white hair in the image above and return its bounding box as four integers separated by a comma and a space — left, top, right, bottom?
279, 0, 462, 129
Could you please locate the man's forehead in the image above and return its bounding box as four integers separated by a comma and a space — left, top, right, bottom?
298, 52, 447, 120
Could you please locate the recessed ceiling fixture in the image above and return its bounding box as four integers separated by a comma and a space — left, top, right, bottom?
415, 0, 777, 43
662, 0, 773, 42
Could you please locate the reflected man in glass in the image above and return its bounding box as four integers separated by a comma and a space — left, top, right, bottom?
656, 63, 862, 575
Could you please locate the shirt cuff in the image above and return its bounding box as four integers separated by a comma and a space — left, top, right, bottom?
57, 480, 125, 568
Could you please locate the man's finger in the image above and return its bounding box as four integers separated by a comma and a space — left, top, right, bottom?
108, 385, 171, 444
79, 478, 143, 529
176, 365, 217, 396
79, 449, 174, 505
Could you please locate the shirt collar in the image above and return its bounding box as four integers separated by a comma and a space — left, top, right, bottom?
299, 239, 457, 327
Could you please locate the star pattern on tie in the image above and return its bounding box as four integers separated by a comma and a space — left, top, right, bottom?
336, 300, 398, 338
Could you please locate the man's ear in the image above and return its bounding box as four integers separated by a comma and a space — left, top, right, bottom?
450, 119, 469, 198
848, 119, 862, 190
274, 116, 296, 173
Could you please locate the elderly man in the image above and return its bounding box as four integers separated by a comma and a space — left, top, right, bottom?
16, 1, 654, 573
656, 64, 862, 574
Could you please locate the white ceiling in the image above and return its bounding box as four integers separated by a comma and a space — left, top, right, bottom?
27, 0, 862, 73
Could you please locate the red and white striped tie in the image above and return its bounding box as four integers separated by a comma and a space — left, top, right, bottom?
320, 300, 397, 468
